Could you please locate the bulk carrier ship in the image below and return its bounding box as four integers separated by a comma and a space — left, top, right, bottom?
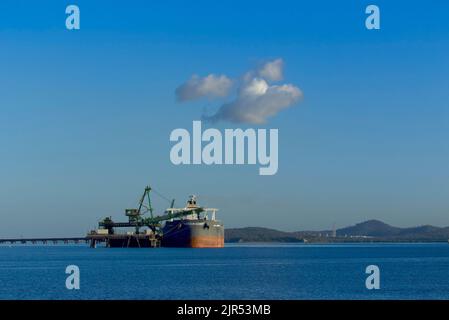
161, 196, 224, 248
88, 186, 224, 248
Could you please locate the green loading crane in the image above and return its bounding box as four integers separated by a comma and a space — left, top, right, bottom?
98, 186, 204, 236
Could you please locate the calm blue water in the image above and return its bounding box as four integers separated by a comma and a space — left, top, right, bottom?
0, 243, 448, 300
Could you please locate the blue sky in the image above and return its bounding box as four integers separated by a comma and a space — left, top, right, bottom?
0, 0, 448, 236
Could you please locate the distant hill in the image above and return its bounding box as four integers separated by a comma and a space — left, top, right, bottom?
225, 220, 449, 243
337, 220, 402, 237
336, 220, 449, 240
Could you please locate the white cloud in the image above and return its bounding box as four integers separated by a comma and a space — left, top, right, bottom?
175, 74, 233, 102
205, 77, 302, 124
257, 58, 284, 81
176, 58, 303, 124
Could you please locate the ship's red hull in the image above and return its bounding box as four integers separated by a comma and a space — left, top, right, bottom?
190, 235, 224, 248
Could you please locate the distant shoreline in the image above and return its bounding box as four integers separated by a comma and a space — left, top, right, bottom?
225, 220, 449, 243
224, 240, 448, 245
225, 239, 449, 244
